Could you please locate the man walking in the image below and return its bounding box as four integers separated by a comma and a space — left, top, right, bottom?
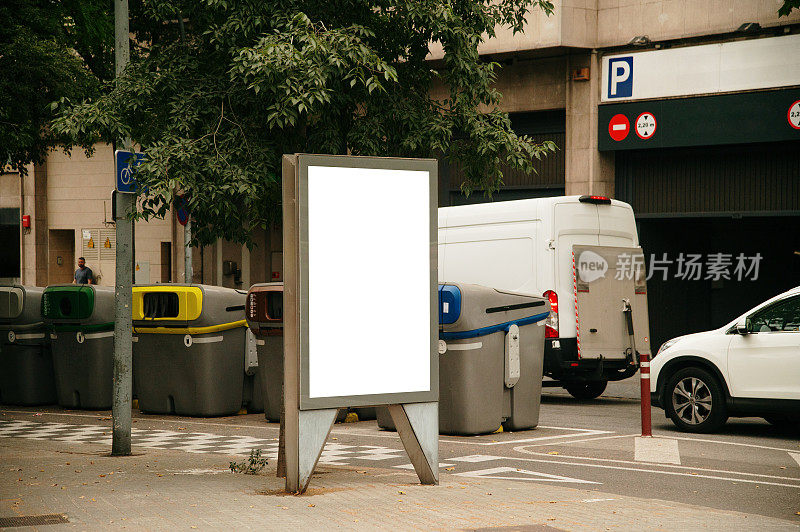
73, 257, 94, 284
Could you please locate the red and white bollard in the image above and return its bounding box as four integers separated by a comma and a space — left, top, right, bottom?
640, 352, 652, 437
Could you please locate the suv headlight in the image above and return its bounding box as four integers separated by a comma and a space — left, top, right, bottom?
655, 337, 681, 358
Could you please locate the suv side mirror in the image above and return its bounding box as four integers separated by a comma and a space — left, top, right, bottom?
736, 319, 750, 335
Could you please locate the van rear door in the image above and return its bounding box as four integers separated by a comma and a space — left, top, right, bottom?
553, 202, 600, 339
573, 244, 650, 360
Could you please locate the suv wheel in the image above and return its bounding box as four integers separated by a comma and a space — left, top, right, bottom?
564, 380, 608, 400
664, 367, 728, 433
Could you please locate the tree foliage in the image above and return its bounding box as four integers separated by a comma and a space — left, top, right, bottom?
779, 0, 799, 16
53, 0, 556, 246
0, 0, 113, 173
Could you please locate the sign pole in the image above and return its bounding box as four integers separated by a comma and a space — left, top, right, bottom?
184, 218, 192, 283
111, 0, 133, 457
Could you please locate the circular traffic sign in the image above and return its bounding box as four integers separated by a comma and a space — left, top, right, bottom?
608, 114, 630, 141
635, 112, 657, 139
789, 100, 800, 130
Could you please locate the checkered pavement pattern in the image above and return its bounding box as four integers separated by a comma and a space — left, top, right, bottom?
0, 420, 408, 466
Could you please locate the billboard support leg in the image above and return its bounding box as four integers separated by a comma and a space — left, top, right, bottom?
285, 408, 337, 494
388, 402, 439, 485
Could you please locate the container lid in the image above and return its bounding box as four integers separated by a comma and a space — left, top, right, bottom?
0, 286, 24, 320
247, 285, 283, 323
42, 285, 95, 320
439, 284, 461, 325
132, 285, 203, 322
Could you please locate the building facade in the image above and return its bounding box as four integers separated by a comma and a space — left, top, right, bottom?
434, 1, 800, 349
0, 145, 277, 289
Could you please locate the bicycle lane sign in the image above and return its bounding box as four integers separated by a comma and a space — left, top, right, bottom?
115, 150, 146, 193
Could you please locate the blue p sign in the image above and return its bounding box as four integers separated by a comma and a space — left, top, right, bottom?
608, 57, 633, 99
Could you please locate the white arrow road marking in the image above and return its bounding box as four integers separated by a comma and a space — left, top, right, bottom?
456, 466, 600, 484
790, 452, 800, 468
635, 436, 681, 465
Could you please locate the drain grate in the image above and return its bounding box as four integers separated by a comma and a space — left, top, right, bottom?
0, 514, 69, 527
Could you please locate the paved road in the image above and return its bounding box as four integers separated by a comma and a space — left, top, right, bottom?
1, 383, 799, 524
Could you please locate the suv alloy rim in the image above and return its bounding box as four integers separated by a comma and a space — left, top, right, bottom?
672, 377, 712, 425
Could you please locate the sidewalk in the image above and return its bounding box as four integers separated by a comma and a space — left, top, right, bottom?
1, 434, 796, 530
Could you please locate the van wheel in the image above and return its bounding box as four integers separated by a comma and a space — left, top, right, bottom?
664, 367, 727, 433
564, 380, 607, 400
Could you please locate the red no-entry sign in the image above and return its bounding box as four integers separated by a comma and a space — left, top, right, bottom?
608, 114, 630, 141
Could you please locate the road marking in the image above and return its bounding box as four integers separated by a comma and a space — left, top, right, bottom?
582, 498, 618, 503
455, 466, 600, 484
508, 451, 800, 488
394, 463, 453, 470
440, 426, 613, 446
515, 434, 634, 448
634, 436, 681, 465
449, 455, 505, 463
514, 444, 800, 482
790, 452, 800, 468
666, 435, 799, 453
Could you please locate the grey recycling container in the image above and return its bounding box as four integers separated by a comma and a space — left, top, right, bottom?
42, 284, 115, 409
378, 282, 550, 435
0, 286, 56, 405
132, 284, 253, 417
246, 283, 284, 422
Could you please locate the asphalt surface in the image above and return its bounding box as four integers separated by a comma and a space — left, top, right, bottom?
1, 376, 798, 525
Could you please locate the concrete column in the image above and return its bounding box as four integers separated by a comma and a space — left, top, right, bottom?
20, 163, 49, 286
241, 242, 250, 288
565, 50, 615, 197
215, 238, 223, 286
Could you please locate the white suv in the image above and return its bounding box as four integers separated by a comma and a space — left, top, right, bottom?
650, 286, 800, 433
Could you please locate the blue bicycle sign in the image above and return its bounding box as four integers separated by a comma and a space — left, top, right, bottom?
115, 150, 146, 193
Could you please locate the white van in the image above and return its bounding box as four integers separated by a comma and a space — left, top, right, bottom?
438, 195, 650, 399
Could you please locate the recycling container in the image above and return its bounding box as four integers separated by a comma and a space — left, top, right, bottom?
0, 286, 56, 405
246, 283, 284, 422
42, 284, 115, 409
132, 284, 253, 417
378, 282, 550, 435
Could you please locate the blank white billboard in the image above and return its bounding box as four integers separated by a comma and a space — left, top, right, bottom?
305, 164, 433, 399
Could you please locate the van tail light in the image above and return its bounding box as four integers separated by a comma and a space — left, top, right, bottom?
543, 290, 559, 338
578, 195, 612, 205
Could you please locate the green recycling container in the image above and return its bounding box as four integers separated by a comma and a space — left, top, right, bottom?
0, 286, 56, 405
42, 285, 115, 409
132, 284, 253, 417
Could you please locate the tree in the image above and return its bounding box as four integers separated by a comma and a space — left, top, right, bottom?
0, 0, 113, 173
52, 0, 556, 246
779, 0, 799, 16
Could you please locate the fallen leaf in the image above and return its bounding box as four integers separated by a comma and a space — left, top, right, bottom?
308, 504, 315, 508
444, 467, 455, 471
546, 451, 559, 455
99, 475, 106, 478
398, 491, 405, 494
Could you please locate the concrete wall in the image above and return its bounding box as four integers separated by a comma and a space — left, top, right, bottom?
428, 0, 800, 58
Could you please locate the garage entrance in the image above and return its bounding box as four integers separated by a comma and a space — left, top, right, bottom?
615, 141, 800, 351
